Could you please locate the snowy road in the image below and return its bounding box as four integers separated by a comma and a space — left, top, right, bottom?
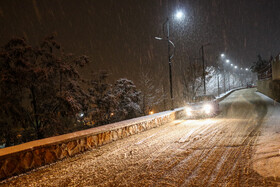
1, 88, 280, 186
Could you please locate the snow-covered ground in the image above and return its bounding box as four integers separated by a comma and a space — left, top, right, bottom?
253, 92, 280, 178
1, 88, 279, 186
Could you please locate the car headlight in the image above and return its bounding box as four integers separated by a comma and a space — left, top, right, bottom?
203, 104, 213, 114
185, 107, 192, 116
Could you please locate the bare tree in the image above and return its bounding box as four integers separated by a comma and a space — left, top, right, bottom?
138, 71, 165, 115
180, 58, 204, 102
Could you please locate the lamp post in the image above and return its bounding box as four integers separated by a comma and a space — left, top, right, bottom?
155, 10, 184, 110
155, 32, 175, 109
220, 53, 226, 93
220, 53, 230, 93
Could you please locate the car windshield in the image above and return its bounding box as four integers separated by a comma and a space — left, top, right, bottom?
194, 95, 215, 103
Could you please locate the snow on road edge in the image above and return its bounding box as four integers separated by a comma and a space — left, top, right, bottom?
253, 91, 280, 178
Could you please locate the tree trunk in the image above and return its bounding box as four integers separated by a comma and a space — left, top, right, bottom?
30, 86, 43, 139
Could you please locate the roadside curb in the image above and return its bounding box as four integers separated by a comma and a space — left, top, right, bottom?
215, 87, 245, 103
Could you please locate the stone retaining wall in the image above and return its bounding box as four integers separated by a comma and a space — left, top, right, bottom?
272, 56, 280, 80
0, 108, 186, 180
257, 80, 280, 101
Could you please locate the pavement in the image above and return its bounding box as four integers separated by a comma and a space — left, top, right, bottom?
1, 88, 280, 186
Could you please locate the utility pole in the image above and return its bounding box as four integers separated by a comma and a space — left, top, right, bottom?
201, 45, 206, 95
222, 63, 226, 92
155, 18, 175, 110
217, 74, 220, 96
223, 70, 226, 92
155, 10, 184, 110
166, 18, 174, 110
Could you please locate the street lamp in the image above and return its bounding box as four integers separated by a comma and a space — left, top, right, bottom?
155, 10, 184, 110
219, 54, 226, 93
226, 59, 230, 63
175, 10, 184, 20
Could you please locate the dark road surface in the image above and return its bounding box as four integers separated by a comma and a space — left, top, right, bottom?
1, 88, 280, 186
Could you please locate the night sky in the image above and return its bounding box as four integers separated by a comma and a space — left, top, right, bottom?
1, 0, 280, 85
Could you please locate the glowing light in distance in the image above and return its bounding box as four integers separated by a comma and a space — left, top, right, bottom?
185, 107, 192, 116
149, 111, 154, 115
246, 68, 249, 71
175, 10, 184, 20
230, 64, 233, 66
234, 66, 238, 69
203, 104, 212, 114
221, 54, 225, 58
226, 59, 230, 63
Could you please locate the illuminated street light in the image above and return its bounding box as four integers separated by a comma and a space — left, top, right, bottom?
221, 53, 225, 58
234, 66, 237, 69
155, 10, 184, 110
155, 36, 163, 40
175, 10, 184, 20
231, 64, 233, 66
226, 59, 230, 63
246, 68, 249, 71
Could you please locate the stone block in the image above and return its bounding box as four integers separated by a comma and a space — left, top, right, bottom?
33, 150, 44, 167
69, 140, 84, 156
0, 168, 6, 180
86, 136, 94, 148
79, 138, 88, 151
80, 138, 86, 147
20, 151, 33, 170
122, 128, 128, 138
60, 149, 69, 159
3, 157, 18, 176
97, 133, 104, 146
44, 149, 57, 164
112, 131, 118, 141
92, 135, 98, 147
103, 131, 112, 145
128, 126, 134, 135
67, 141, 77, 151
117, 129, 123, 138
53, 145, 62, 159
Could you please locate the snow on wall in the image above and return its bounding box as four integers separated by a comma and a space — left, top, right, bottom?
0, 108, 186, 180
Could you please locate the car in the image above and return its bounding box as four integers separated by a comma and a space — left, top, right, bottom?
185, 95, 219, 119
247, 83, 253, 88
